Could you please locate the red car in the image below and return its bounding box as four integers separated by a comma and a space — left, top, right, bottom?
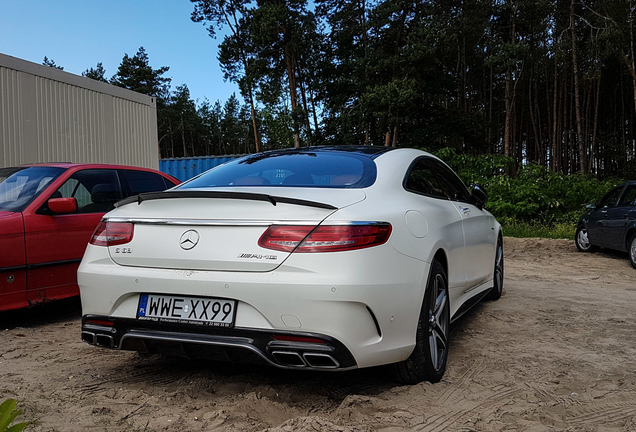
0, 163, 179, 312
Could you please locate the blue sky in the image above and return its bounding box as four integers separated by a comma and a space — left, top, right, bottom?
0, 0, 238, 105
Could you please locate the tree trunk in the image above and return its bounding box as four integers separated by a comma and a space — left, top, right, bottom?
169, 124, 175, 159
181, 116, 187, 158
299, 80, 313, 141
571, 0, 587, 173
504, 2, 518, 159
282, 34, 300, 148
552, 59, 558, 172
190, 128, 196, 157
528, 70, 541, 163
392, 125, 398, 147
504, 71, 512, 158
590, 73, 601, 173
221, 7, 261, 154
488, 65, 493, 150
247, 86, 260, 153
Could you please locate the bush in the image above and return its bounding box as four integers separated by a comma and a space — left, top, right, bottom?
430, 148, 625, 237
0, 399, 26, 432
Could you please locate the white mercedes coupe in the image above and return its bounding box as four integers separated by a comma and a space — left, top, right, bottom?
78, 146, 503, 384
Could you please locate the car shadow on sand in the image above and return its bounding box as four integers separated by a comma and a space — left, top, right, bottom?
82, 304, 492, 403
0, 296, 82, 330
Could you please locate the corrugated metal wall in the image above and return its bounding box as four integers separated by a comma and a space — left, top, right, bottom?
160, 155, 243, 182
0, 53, 158, 169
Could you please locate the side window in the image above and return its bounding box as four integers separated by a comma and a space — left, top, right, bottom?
53, 170, 122, 213
56, 178, 92, 209
618, 185, 636, 206
121, 170, 172, 196
430, 160, 472, 202
599, 186, 624, 208
405, 159, 448, 199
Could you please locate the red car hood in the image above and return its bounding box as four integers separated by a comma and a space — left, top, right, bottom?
0, 211, 17, 218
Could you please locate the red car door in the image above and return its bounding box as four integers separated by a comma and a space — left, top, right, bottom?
22, 168, 122, 304
0, 212, 27, 310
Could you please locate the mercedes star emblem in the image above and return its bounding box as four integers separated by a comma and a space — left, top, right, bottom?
179, 230, 200, 250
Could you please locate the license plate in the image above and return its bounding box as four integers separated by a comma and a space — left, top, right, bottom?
137, 294, 236, 327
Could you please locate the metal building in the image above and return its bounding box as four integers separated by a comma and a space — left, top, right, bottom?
0, 53, 159, 169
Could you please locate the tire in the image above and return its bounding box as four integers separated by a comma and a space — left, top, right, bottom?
394, 260, 450, 384
486, 236, 504, 301
575, 225, 597, 252
629, 234, 636, 270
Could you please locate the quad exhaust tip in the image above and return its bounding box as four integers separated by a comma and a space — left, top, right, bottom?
272, 351, 339, 369
81, 331, 115, 348
303, 353, 339, 368
82, 329, 344, 369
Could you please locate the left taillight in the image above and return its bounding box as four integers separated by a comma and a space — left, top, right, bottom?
90, 221, 134, 247
258, 223, 392, 253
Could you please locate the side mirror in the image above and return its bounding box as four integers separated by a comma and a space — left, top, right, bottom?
585, 202, 597, 210
48, 197, 77, 214
471, 184, 488, 209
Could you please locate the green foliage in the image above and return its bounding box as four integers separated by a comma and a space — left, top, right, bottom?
434, 148, 625, 237
110, 47, 171, 102
82, 62, 108, 82
433, 148, 513, 185
42, 56, 63, 70
499, 220, 575, 240
483, 164, 622, 223
0, 399, 26, 432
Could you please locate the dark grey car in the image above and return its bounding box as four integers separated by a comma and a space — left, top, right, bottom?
575, 181, 636, 269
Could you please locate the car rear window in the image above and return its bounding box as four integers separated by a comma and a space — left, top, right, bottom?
178, 150, 377, 189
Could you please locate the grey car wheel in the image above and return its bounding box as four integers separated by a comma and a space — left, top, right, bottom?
394, 260, 450, 384
486, 236, 504, 300
629, 234, 636, 270
575, 225, 597, 253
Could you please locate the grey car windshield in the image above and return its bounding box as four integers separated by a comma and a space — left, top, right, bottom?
178, 151, 377, 189
0, 166, 65, 212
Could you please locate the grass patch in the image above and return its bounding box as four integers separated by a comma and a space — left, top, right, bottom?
501, 220, 575, 240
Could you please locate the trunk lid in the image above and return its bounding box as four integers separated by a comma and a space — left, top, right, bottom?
106, 188, 365, 272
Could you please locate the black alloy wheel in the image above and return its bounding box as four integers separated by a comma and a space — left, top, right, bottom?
575, 225, 597, 253
486, 236, 504, 300
394, 260, 450, 384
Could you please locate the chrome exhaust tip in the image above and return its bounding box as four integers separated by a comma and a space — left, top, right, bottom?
81, 331, 96, 345
271, 351, 306, 367
95, 334, 115, 348
303, 353, 340, 369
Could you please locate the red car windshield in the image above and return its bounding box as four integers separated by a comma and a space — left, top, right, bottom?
0, 166, 65, 212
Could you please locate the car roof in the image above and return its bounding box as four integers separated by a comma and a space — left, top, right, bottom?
241, 146, 397, 160
15, 162, 157, 170
7, 162, 180, 184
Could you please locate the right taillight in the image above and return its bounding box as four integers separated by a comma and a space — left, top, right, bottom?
90, 221, 134, 247
258, 223, 391, 253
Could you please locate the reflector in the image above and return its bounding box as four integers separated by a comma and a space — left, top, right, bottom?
272, 334, 326, 344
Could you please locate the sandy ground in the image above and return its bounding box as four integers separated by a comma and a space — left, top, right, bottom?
2, 237, 636, 432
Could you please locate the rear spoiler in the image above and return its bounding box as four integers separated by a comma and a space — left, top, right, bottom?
115, 190, 337, 210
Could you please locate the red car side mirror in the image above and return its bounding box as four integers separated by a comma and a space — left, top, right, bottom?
48, 197, 78, 214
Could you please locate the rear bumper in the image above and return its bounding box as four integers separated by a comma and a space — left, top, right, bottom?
81, 315, 357, 370
78, 243, 429, 368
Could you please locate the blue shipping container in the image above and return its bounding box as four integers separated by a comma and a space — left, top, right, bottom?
159, 155, 244, 182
